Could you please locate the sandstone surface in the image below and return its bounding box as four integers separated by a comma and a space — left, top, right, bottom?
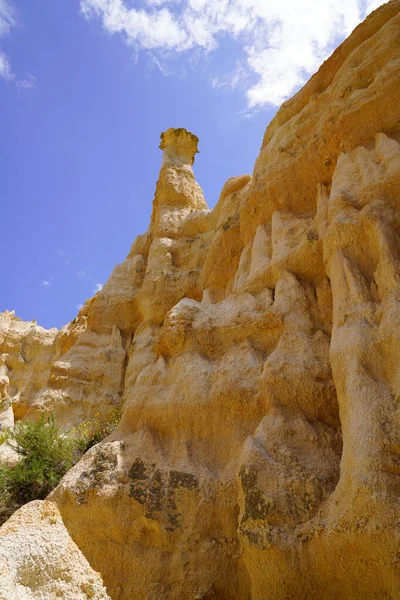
0, 500, 109, 600
1, 2, 400, 598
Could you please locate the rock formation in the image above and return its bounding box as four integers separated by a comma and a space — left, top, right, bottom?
0, 500, 109, 599
1, 1, 400, 598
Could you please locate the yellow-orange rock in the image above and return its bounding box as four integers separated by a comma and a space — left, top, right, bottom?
1, 2, 400, 599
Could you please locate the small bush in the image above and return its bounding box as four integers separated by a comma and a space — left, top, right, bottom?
0, 414, 79, 524
0, 409, 121, 525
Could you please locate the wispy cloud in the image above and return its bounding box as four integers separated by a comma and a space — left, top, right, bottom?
42, 280, 51, 288
211, 62, 250, 92
0, 50, 11, 79
80, 0, 386, 108
16, 73, 36, 90
0, 0, 15, 80
0, 3, 37, 87
76, 268, 91, 279
93, 283, 103, 293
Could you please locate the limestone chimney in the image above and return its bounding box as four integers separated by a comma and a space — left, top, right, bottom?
159, 128, 199, 166
149, 128, 207, 237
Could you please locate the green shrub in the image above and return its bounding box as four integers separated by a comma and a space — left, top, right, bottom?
0, 409, 122, 525
0, 414, 80, 524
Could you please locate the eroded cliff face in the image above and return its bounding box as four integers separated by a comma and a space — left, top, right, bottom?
1, 2, 400, 598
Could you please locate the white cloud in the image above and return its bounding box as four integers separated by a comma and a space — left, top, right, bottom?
0, 50, 11, 79
0, 3, 37, 86
211, 62, 249, 91
0, 0, 15, 80
16, 74, 36, 90
365, 0, 386, 11
0, 0, 14, 36
80, 0, 387, 108
93, 283, 103, 293
42, 280, 51, 288
57, 248, 66, 257
81, 0, 188, 49
76, 268, 91, 278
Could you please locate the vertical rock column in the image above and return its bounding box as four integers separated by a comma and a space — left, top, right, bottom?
319, 134, 400, 597
137, 128, 209, 324
150, 128, 208, 238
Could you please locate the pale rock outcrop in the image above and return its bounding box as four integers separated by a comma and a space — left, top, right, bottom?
0, 500, 109, 600
0, 310, 88, 426
0, 286, 128, 430
1, 2, 400, 599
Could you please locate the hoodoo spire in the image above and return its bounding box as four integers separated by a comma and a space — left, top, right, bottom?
150, 127, 208, 237
159, 128, 199, 166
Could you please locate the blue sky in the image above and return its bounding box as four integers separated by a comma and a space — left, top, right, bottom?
0, 0, 384, 329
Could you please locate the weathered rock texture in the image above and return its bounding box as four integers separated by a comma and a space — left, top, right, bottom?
0, 500, 109, 600
1, 2, 400, 598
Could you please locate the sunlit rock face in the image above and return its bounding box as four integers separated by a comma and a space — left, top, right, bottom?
2, 2, 400, 598
0, 500, 110, 600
